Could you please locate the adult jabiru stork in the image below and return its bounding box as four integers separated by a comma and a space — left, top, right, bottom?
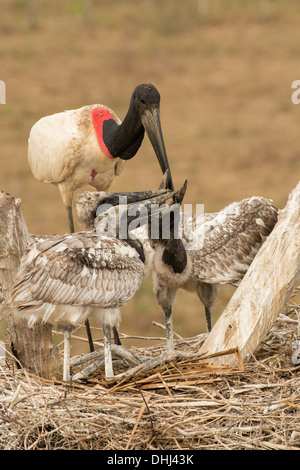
28, 83, 174, 234
28, 83, 174, 352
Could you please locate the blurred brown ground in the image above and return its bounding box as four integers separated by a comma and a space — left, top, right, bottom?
1, 0, 300, 353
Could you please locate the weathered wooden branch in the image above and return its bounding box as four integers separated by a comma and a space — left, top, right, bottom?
199, 181, 300, 366
71, 345, 149, 381
0, 192, 61, 379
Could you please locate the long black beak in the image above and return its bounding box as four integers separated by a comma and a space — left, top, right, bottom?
141, 105, 174, 191
94, 187, 175, 239
96, 188, 173, 217
96, 178, 187, 215
94, 177, 187, 240
132, 179, 187, 226
122, 180, 187, 230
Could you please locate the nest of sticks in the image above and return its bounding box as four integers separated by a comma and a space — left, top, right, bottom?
0, 291, 300, 450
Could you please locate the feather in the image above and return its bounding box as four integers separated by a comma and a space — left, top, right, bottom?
150, 196, 278, 341
11, 230, 145, 327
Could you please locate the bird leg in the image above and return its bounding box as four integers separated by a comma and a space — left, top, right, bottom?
66, 206, 75, 234
112, 326, 122, 346
63, 326, 72, 381
205, 306, 212, 333
165, 307, 174, 351
85, 319, 95, 352
102, 323, 114, 378
196, 282, 218, 333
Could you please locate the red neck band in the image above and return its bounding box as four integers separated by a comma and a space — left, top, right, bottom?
92, 107, 115, 159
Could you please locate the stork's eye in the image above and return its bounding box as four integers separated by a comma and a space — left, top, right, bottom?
140, 98, 146, 105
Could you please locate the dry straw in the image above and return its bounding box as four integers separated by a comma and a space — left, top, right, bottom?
0, 290, 299, 450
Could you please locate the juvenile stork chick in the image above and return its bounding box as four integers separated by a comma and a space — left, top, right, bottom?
75, 181, 278, 351
11, 187, 178, 380
150, 196, 278, 350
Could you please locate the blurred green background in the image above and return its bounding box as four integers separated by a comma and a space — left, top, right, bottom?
1, 0, 300, 354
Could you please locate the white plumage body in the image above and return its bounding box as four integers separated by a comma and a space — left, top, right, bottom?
152, 196, 277, 287
11, 231, 146, 379
188, 196, 278, 285
12, 232, 144, 322
150, 196, 278, 342
28, 105, 125, 208
74, 191, 278, 345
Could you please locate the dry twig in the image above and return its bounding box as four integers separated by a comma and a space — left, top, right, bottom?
0, 294, 299, 450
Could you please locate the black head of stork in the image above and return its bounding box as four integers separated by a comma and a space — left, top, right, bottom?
102, 83, 174, 191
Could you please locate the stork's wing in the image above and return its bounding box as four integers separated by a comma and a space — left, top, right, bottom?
28, 108, 85, 183
12, 232, 145, 310
180, 211, 217, 242
189, 197, 278, 285
28, 104, 122, 184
